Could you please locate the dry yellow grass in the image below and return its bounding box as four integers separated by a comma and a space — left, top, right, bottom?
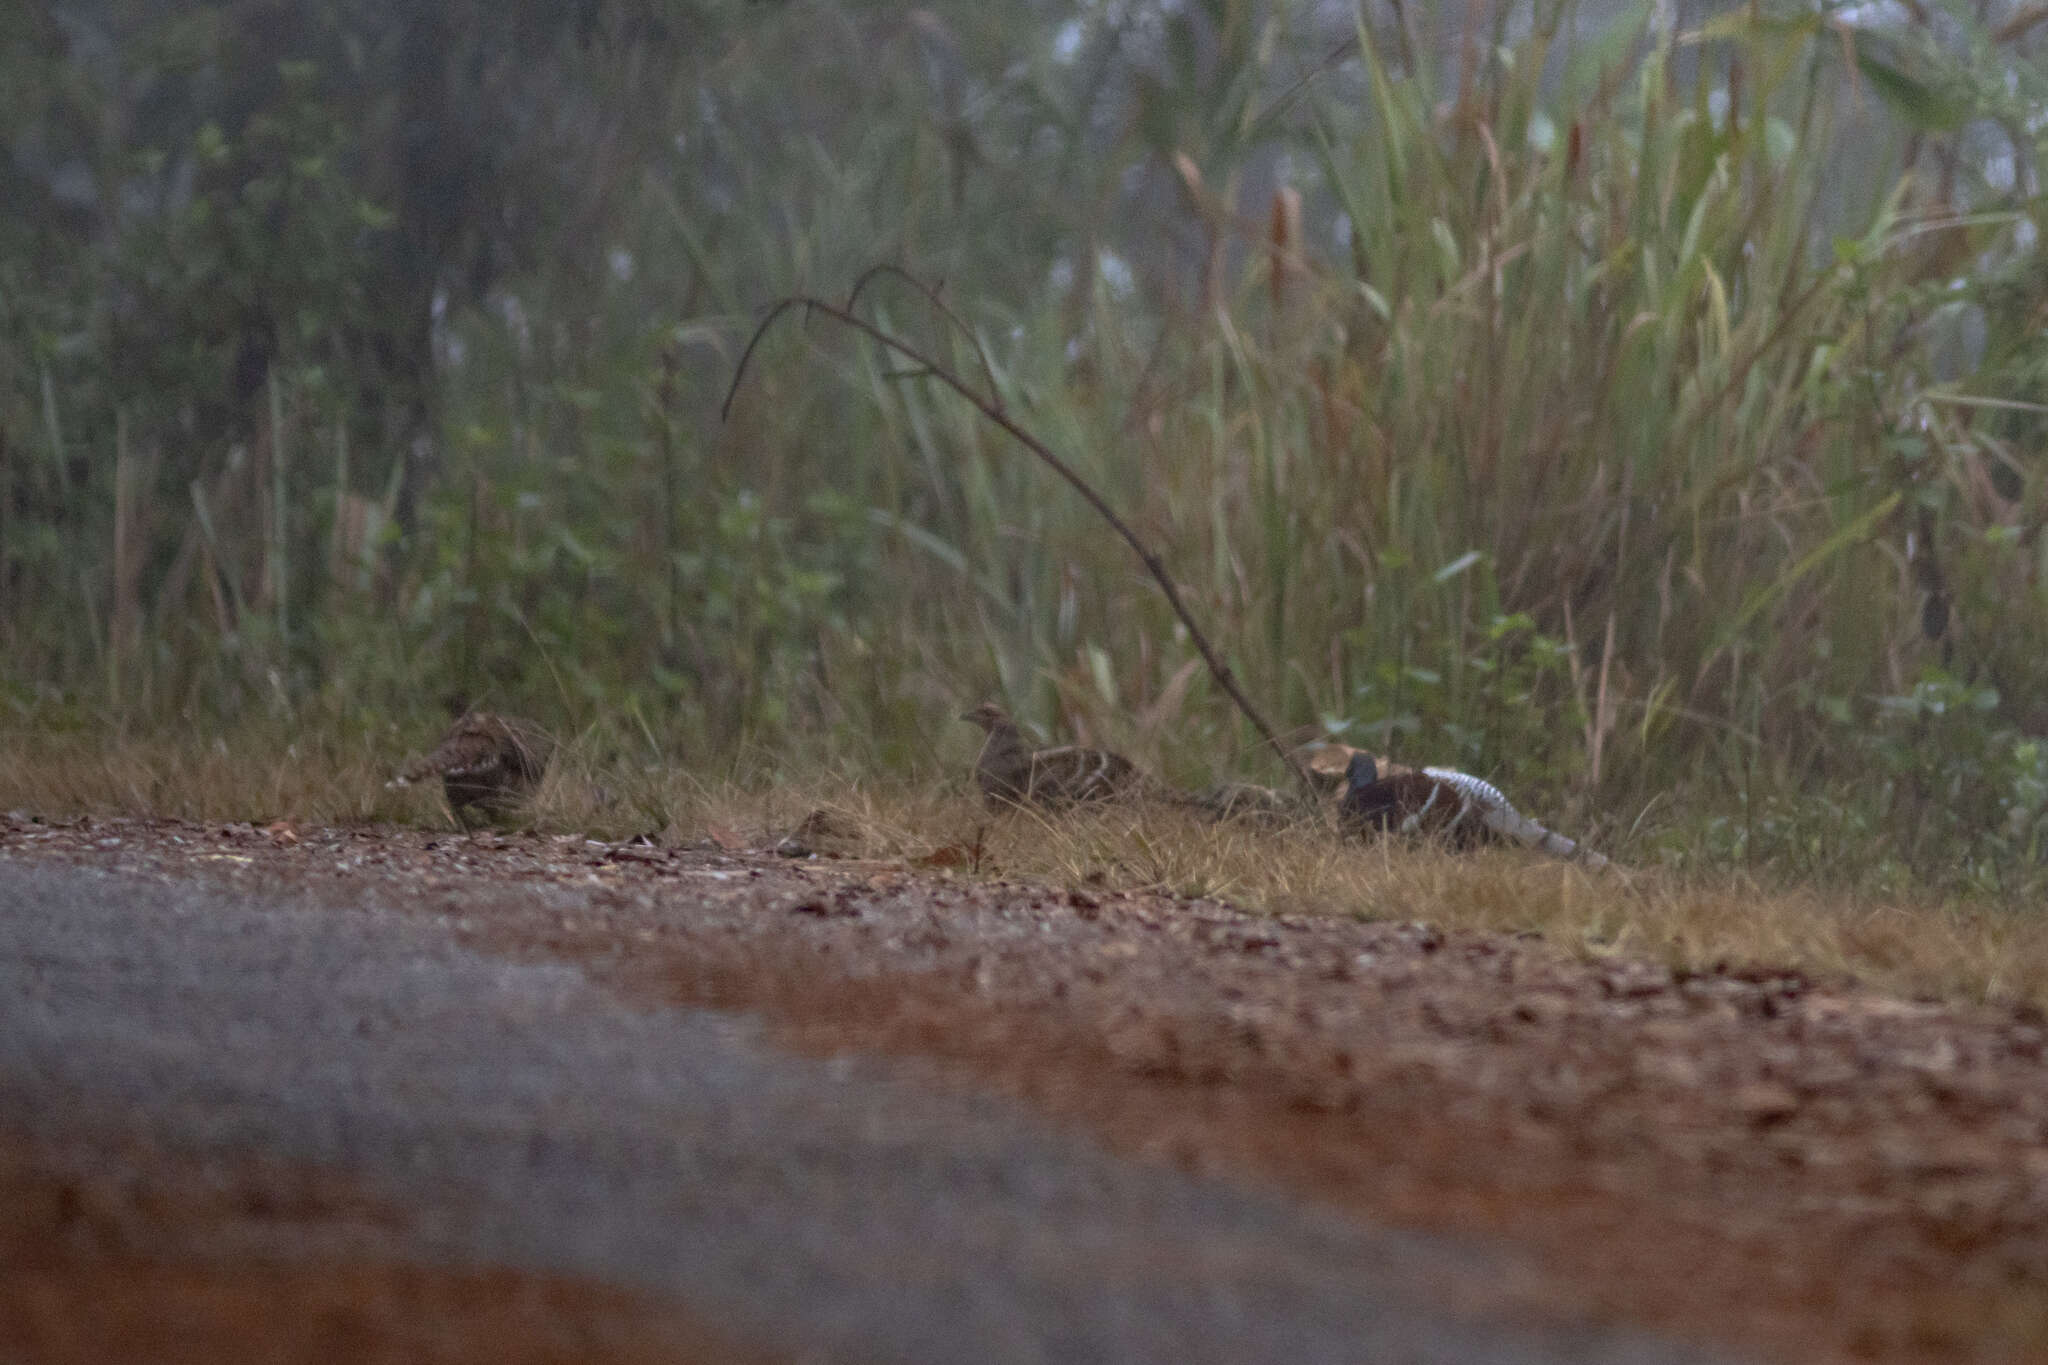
6, 727, 2047, 1012
707, 790, 2048, 1011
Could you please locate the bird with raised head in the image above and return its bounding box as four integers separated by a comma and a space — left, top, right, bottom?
960, 702, 1147, 809
388, 712, 554, 824
1339, 751, 1606, 865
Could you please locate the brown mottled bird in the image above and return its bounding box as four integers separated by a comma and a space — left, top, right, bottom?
775, 807, 866, 859
388, 712, 554, 823
1339, 751, 1606, 866
960, 702, 1146, 809
1300, 742, 1372, 795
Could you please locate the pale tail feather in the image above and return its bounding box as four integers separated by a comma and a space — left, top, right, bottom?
1422, 767, 1609, 867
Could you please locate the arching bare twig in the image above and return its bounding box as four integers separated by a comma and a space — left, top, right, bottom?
843, 265, 1004, 416
722, 285, 1320, 802
720, 297, 815, 423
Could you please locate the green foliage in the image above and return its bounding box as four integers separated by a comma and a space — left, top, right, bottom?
1651, 667, 2048, 896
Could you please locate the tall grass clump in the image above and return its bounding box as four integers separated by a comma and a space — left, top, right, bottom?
1156, 2, 2048, 889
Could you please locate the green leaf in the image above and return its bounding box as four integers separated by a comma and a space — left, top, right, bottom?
196, 122, 229, 164
1085, 643, 1118, 709
1850, 37, 1969, 132
1429, 218, 1462, 281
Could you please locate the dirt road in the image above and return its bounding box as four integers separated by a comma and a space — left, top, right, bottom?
4, 816, 2046, 1362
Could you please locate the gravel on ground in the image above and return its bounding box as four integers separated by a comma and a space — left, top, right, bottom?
5, 812, 2047, 1363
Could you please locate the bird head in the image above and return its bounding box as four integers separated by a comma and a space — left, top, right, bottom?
959, 701, 1012, 732
1343, 750, 1379, 794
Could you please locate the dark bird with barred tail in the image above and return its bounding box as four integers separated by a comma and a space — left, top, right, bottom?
1339, 751, 1606, 866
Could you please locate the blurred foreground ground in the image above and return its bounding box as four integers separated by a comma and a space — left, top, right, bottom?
3, 814, 2046, 1363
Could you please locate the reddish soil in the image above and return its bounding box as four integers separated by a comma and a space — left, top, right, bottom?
0, 1136, 775, 1365
7, 812, 2048, 1363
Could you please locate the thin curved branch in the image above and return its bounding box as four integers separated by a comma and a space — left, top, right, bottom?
720, 297, 814, 422
722, 287, 1321, 802
843, 264, 1003, 415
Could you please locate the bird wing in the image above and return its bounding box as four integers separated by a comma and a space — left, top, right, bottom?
492, 719, 554, 781
400, 729, 507, 785
1029, 746, 1139, 803
1341, 758, 1445, 829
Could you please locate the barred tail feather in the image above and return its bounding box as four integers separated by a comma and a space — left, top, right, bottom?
1423, 767, 1609, 867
